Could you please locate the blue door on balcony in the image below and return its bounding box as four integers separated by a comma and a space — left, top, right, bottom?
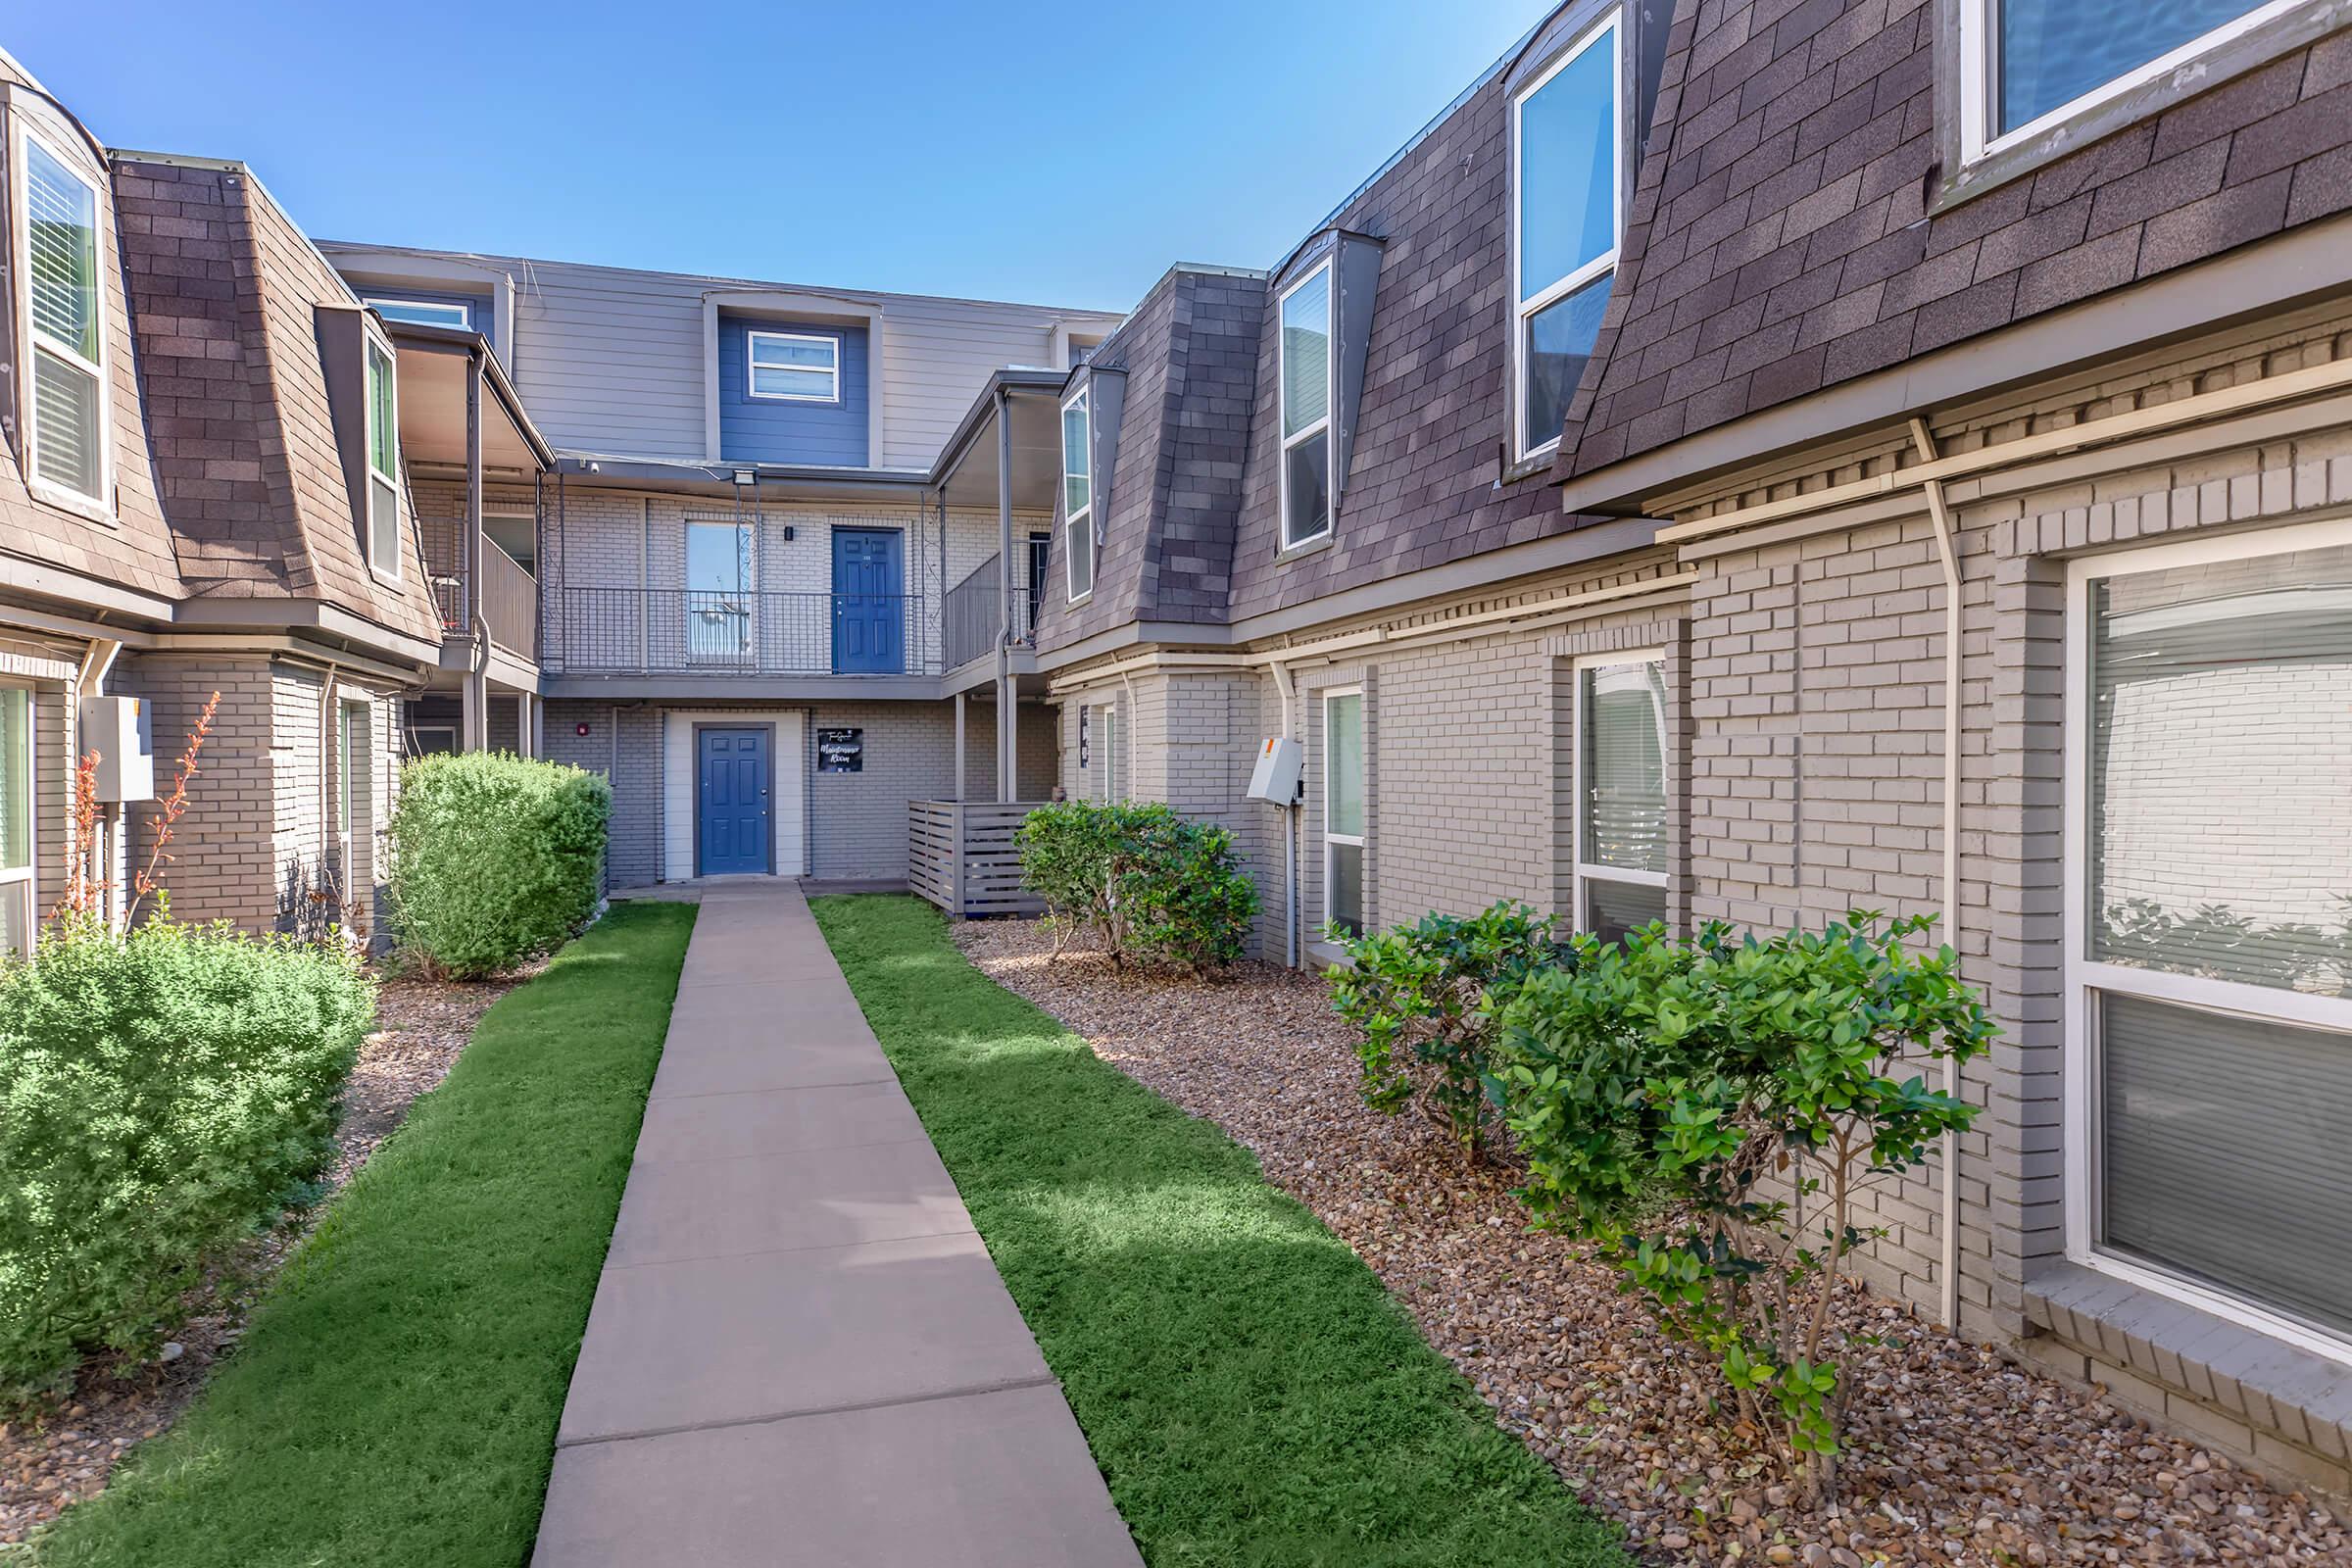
832, 528, 904, 674
697, 727, 770, 875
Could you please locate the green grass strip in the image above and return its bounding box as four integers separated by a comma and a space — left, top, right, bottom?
810, 894, 1624, 1568
31, 901, 696, 1568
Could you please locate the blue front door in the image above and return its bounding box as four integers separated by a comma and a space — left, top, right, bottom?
697, 727, 770, 875
832, 528, 904, 673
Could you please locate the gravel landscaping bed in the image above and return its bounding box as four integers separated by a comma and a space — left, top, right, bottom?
0, 969, 523, 1546
956, 918, 2347, 1568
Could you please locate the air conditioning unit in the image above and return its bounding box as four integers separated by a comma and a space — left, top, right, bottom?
1245, 736, 1301, 805
80, 696, 156, 802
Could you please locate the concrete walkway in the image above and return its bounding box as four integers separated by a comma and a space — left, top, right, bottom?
532, 881, 1140, 1567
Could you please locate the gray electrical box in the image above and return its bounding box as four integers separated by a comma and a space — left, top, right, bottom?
1245, 736, 1301, 804
80, 696, 156, 802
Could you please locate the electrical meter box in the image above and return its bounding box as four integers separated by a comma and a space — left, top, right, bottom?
80, 696, 156, 802
1245, 736, 1302, 805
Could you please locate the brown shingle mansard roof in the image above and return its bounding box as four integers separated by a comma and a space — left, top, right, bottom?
1550, 0, 2352, 488
112, 157, 442, 642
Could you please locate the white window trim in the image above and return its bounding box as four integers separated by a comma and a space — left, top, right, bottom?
1958, 0, 2300, 165
1508, 10, 1623, 466
1322, 687, 1365, 934
365, 296, 471, 329
1062, 385, 1094, 604
15, 121, 114, 525
1096, 703, 1120, 802
0, 682, 33, 959
1277, 259, 1335, 551
1571, 648, 1669, 933
2059, 515, 2352, 1366
362, 325, 403, 584
746, 329, 842, 404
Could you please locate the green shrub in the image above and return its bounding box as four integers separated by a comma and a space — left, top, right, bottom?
387, 752, 611, 978
1493, 911, 1995, 1500
1016, 801, 1257, 974
1330, 902, 1560, 1158
0, 920, 373, 1403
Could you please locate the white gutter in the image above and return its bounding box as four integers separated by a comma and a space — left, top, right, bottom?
1909, 416, 1966, 1335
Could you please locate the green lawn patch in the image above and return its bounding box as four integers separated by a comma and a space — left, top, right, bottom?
31, 901, 695, 1568
810, 894, 1624, 1568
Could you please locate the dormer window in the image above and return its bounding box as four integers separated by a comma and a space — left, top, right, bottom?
1062, 386, 1094, 601
20, 129, 108, 511
1511, 12, 1620, 463
366, 296, 470, 329
1962, 0, 2293, 158
1278, 261, 1334, 550
364, 334, 401, 579
748, 330, 841, 403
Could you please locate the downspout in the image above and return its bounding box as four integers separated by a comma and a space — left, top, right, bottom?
1909, 416, 1965, 1334
1268, 658, 1298, 969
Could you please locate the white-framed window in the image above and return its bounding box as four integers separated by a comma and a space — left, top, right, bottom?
747, 330, 840, 402
1095, 703, 1120, 802
336, 699, 368, 870
364, 332, 402, 579
1510, 11, 1621, 464
1573, 650, 1668, 944
684, 519, 754, 662
1062, 386, 1095, 602
1959, 0, 2295, 164
1323, 688, 1365, 939
2061, 518, 2352, 1362
365, 296, 471, 330
18, 125, 110, 514
0, 686, 32, 959
1278, 260, 1334, 550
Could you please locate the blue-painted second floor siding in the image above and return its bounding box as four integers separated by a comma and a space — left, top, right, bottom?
716, 316, 868, 466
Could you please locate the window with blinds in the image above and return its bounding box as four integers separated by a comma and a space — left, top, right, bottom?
1576, 655, 1667, 941
2072, 532, 2352, 1349
0, 688, 31, 959
24, 134, 105, 504
1279, 262, 1333, 550
364, 339, 401, 576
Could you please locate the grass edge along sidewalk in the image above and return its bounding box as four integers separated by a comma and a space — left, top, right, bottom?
810, 893, 1625, 1568
26, 901, 697, 1568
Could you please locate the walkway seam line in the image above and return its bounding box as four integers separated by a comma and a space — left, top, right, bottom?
603, 1223, 978, 1273
553, 1374, 1063, 1450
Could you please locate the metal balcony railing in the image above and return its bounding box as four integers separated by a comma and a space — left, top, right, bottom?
942, 549, 1045, 671
426, 532, 539, 663
553, 588, 935, 677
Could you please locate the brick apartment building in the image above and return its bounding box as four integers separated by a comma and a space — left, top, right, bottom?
4, 0, 2349, 1496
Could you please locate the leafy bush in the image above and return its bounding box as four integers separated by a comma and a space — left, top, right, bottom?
1016, 801, 1257, 974
0, 919, 373, 1403
1494, 911, 1995, 1500
1330, 902, 1560, 1158
387, 752, 611, 978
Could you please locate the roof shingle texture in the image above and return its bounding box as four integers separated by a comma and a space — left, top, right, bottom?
1554, 1, 2352, 480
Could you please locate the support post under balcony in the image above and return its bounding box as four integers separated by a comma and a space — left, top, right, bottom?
462, 348, 488, 752
995, 386, 1015, 804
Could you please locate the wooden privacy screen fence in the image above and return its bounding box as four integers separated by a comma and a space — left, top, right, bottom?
908, 801, 1048, 918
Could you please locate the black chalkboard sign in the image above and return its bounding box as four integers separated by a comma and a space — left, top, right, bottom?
816, 727, 864, 773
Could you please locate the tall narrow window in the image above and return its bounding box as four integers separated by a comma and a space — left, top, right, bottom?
747, 330, 840, 402
1512, 14, 1620, 462
684, 520, 753, 663
1279, 262, 1333, 549
364, 337, 401, 577
23, 133, 106, 506
1062, 387, 1094, 601
1096, 704, 1120, 802
1324, 689, 1365, 939
0, 688, 31, 958
2066, 528, 2352, 1353
1576, 653, 1667, 944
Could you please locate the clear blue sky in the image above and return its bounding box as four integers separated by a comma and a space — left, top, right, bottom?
10, 0, 1557, 314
